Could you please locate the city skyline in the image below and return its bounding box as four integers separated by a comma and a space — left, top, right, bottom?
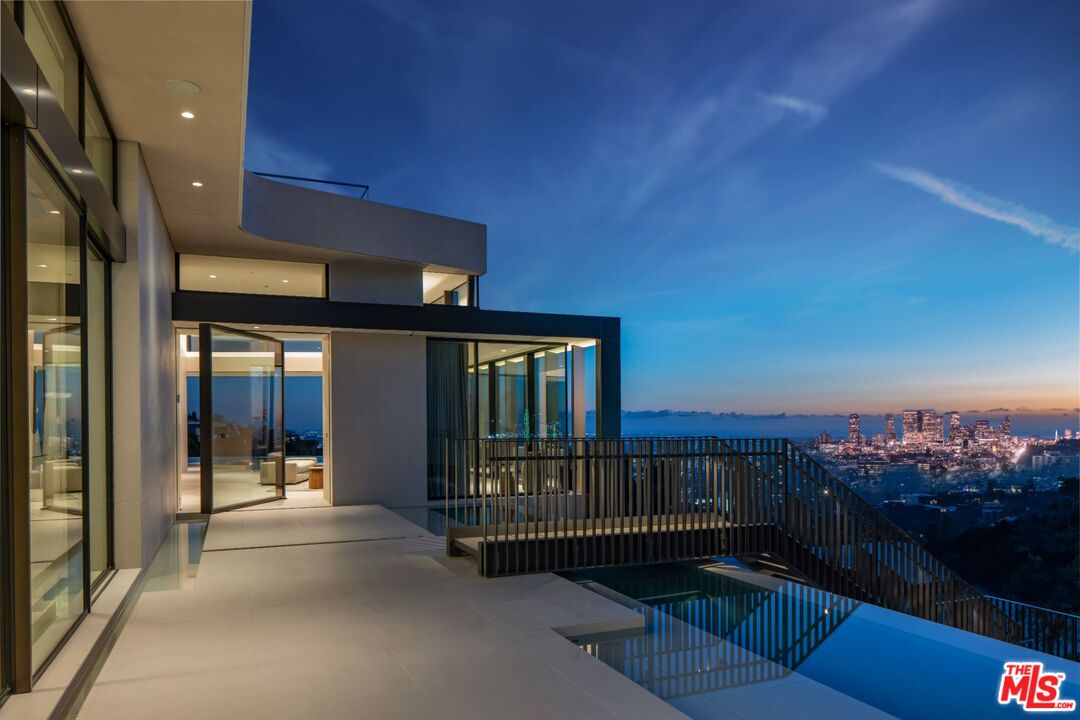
246, 0, 1079, 414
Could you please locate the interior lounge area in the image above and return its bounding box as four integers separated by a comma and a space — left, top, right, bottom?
426, 338, 595, 500
174, 327, 331, 513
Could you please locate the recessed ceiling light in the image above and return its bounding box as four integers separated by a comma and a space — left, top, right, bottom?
180, 111, 195, 119
36, 264, 48, 268
281, 279, 289, 283
191, 181, 203, 187
166, 79, 201, 95
208, 274, 217, 279
253, 326, 261, 330
49, 210, 60, 215
72, 169, 83, 174
500, 349, 507, 353
21, 88, 35, 96
48, 318, 57, 322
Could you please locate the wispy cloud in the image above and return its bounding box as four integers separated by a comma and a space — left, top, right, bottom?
873, 162, 1080, 253
244, 132, 333, 179
757, 93, 828, 123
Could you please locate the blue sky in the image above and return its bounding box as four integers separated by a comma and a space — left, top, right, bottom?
246, 0, 1079, 414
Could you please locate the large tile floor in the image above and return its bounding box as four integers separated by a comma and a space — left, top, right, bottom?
77, 505, 684, 719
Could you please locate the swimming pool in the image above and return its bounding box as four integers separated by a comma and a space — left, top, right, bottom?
561, 562, 1080, 719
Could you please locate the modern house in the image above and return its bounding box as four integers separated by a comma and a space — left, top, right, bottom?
1, 2, 1076, 718
0, 0, 623, 699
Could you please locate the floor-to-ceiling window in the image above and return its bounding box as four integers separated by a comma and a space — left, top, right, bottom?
426, 340, 578, 499
427, 340, 472, 500
534, 348, 567, 438
26, 148, 84, 672
2, 1, 118, 692
494, 354, 527, 437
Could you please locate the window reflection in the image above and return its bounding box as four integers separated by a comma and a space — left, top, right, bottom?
83, 77, 114, 200
495, 356, 527, 437
534, 348, 567, 438
27, 150, 84, 671
24, 1, 79, 130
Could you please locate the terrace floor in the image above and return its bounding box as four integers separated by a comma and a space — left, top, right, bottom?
74, 505, 687, 720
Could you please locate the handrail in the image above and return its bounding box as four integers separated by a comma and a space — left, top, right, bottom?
249, 170, 370, 199
988, 595, 1080, 660
443, 435, 1075, 660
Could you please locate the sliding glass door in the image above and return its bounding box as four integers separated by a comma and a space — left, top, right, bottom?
199, 324, 285, 513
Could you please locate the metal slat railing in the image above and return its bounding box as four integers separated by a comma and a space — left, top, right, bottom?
443, 436, 1077, 660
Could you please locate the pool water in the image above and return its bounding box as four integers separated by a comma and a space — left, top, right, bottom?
562, 562, 1080, 719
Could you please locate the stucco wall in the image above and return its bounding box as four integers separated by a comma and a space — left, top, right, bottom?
328, 331, 427, 507
113, 141, 177, 568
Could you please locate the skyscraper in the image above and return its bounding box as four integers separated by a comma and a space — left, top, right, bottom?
848, 413, 861, 445
884, 413, 896, 443
947, 411, 961, 442
1001, 416, 1011, 437
922, 410, 944, 446
902, 410, 920, 445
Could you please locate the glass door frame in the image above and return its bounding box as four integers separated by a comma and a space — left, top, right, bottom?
198, 323, 286, 513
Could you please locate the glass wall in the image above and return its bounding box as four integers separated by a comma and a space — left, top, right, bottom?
26, 150, 84, 672
426, 341, 473, 499
2, 3, 118, 692
494, 356, 527, 437
179, 254, 326, 298
23, 1, 79, 131
534, 348, 568, 438
204, 327, 284, 511
427, 340, 577, 498
83, 76, 114, 201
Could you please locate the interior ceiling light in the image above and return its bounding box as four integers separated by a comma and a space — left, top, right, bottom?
48, 317, 57, 322
36, 264, 48, 268
191, 181, 203, 187
72, 169, 83, 174
166, 79, 201, 95
49, 210, 60, 215
21, 88, 35, 96
208, 274, 217, 279
281, 279, 289, 283
180, 111, 195, 119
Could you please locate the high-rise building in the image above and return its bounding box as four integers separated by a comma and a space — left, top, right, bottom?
974, 420, 994, 442
902, 410, 920, 445
848, 413, 861, 444
947, 412, 961, 442
922, 410, 944, 446
1065, 428, 1074, 440
884, 414, 896, 443
1000, 416, 1011, 437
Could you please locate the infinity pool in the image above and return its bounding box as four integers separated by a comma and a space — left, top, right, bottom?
561, 562, 1080, 719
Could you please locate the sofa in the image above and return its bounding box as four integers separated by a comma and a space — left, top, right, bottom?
259, 454, 319, 485
42, 459, 83, 494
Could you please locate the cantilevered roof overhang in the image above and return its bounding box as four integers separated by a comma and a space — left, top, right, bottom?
63, 0, 486, 275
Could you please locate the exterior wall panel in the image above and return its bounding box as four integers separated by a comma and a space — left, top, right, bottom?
113, 142, 175, 568
328, 331, 427, 507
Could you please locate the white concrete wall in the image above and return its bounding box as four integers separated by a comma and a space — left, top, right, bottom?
329, 260, 422, 305
328, 331, 427, 507
242, 171, 487, 275
113, 142, 177, 568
